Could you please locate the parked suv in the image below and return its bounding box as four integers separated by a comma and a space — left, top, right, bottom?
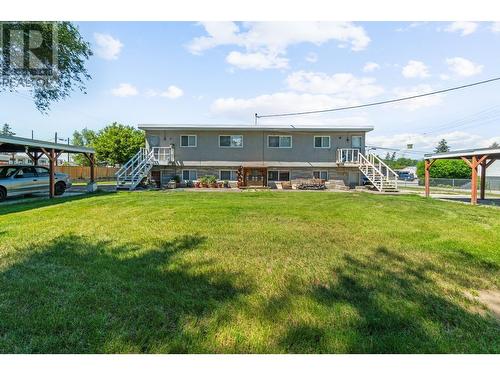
0, 165, 72, 201
396, 171, 415, 181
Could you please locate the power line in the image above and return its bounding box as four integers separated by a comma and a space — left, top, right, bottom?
255, 76, 500, 120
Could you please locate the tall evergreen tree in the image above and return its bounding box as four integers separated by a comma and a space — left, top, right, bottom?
434, 139, 450, 153
1, 123, 15, 136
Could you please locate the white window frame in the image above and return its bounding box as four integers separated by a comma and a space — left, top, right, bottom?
313, 170, 329, 180
218, 135, 243, 148
267, 135, 292, 149
180, 134, 197, 148
219, 170, 238, 181
182, 169, 197, 181
351, 136, 362, 149
314, 136, 331, 149
267, 170, 291, 181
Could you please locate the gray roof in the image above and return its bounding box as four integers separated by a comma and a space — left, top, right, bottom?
138, 123, 373, 132
0, 135, 95, 154
425, 147, 500, 160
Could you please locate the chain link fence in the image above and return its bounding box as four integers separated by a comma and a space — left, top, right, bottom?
399, 177, 500, 192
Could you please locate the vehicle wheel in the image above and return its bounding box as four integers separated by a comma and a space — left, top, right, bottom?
0, 187, 6, 202
54, 182, 66, 196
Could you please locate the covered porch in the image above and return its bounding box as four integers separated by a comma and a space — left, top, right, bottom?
424, 146, 500, 205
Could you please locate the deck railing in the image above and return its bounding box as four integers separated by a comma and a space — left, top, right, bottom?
150, 147, 174, 164
337, 148, 360, 164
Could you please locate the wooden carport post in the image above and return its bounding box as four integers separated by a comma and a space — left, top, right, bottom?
480, 159, 487, 200
41, 148, 62, 199
424, 159, 435, 197
26, 151, 42, 166
461, 155, 489, 205
84, 153, 96, 184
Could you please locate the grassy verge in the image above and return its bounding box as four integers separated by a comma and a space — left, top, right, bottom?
0, 191, 499, 353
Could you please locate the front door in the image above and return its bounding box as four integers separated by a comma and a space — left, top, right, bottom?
151, 170, 161, 188
244, 168, 267, 187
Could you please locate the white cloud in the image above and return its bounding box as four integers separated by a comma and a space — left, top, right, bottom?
146, 85, 184, 99
161, 85, 184, 99
491, 22, 500, 33
226, 51, 288, 70
187, 22, 370, 70
285, 71, 384, 99
391, 84, 443, 110
402, 60, 430, 79
305, 52, 318, 63
111, 83, 138, 97
94, 33, 123, 60
211, 92, 361, 122
368, 131, 491, 153
444, 22, 478, 36
445, 57, 483, 77
362, 62, 380, 73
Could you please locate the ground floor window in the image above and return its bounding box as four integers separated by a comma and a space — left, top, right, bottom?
313, 170, 328, 180
182, 169, 197, 181
219, 170, 238, 181
268, 170, 290, 181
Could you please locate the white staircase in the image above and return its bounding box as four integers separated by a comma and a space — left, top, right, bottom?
116, 147, 174, 190
337, 149, 398, 192
116, 148, 156, 190
358, 153, 398, 192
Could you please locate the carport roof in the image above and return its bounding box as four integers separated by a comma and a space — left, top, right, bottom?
424, 146, 500, 160
0, 135, 95, 154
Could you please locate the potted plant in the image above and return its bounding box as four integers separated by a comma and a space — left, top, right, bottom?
223, 180, 229, 188
199, 176, 209, 188
172, 175, 181, 188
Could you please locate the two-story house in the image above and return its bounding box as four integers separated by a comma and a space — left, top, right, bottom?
116, 124, 398, 191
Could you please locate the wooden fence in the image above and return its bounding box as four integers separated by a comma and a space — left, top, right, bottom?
55, 166, 119, 181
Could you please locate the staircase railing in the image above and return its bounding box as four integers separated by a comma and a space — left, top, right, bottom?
116, 147, 173, 190
358, 152, 398, 191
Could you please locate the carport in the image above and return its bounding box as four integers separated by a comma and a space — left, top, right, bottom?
0, 134, 95, 198
424, 146, 500, 205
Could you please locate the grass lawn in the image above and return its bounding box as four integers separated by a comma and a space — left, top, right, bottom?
0, 191, 499, 353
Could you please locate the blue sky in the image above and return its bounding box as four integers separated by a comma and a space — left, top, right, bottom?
2, 21, 500, 157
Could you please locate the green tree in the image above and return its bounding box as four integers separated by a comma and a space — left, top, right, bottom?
71, 127, 97, 165
434, 139, 450, 153
490, 141, 499, 148
416, 159, 471, 179
1, 123, 15, 136
93, 123, 145, 165
0, 22, 92, 112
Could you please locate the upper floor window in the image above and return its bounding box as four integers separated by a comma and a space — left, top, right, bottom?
351, 136, 362, 149
219, 135, 243, 148
180, 135, 197, 147
314, 136, 330, 148
268, 135, 292, 148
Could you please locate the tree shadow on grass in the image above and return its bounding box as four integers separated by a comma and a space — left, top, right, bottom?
0, 234, 249, 353
0, 190, 114, 216
277, 246, 500, 353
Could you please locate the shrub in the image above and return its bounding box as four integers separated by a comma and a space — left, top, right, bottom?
416, 159, 471, 179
